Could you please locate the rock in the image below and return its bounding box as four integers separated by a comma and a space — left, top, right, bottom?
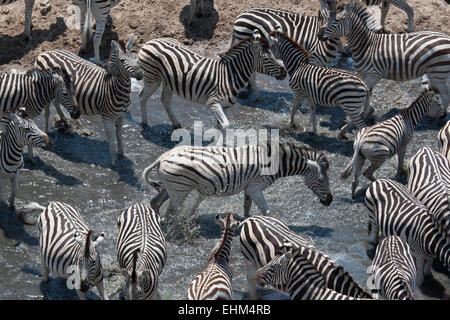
39, 0, 52, 16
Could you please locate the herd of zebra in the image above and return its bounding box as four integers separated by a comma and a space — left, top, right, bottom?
0, 0, 449, 300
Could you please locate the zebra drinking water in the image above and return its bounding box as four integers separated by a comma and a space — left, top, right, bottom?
186, 213, 240, 300
0, 110, 50, 210
0, 0, 35, 40
137, 31, 287, 130
116, 203, 167, 300
319, 0, 450, 111
340, 88, 445, 199
34, 38, 143, 166
365, 178, 450, 285
268, 30, 372, 138
19, 201, 108, 300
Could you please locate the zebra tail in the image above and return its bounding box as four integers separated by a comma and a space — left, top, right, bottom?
17, 202, 46, 225
81, 0, 92, 50
142, 157, 163, 191
339, 140, 361, 181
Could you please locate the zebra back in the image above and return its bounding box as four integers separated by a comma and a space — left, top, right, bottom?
438, 120, 450, 161
239, 215, 371, 298
408, 147, 450, 239
117, 203, 166, 300
370, 236, 419, 300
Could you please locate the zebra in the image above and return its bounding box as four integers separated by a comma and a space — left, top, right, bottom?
254, 243, 373, 300
116, 203, 167, 300
340, 88, 445, 199
186, 213, 240, 300
326, 0, 415, 32
364, 178, 450, 285
319, 0, 450, 112
437, 120, 450, 161
231, 5, 342, 98
189, 0, 203, 25
0, 110, 50, 210
1, 0, 35, 40
239, 215, 372, 299
34, 38, 143, 166
407, 146, 450, 239
369, 236, 421, 300
0, 68, 79, 133
137, 31, 287, 130
143, 142, 333, 225
73, 0, 120, 65
19, 201, 108, 300
268, 30, 372, 139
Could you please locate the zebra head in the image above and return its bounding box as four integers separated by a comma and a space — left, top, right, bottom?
269, 30, 311, 66
120, 249, 156, 300
251, 30, 287, 81
3, 110, 50, 148
423, 89, 446, 119
49, 69, 80, 120
73, 230, 105, 293
215, 212, 241, 232
255, 243, 293, 287
108, 38, 144, 81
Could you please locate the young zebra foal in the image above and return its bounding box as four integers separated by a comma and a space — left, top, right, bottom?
186, 213, 240, 300
116, 203, 167, 300
138, 30, 286, 130
268, 30, 371, 139
19, 201, 108, 300
0, 110, 50, 210
340, 88, 445, 199
437, 120, 450, 161
369, 236, 421, 300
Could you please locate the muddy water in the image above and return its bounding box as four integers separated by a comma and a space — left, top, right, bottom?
0, 54, 449, 300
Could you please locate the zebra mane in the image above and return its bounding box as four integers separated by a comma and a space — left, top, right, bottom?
269, 30, 311, 60
335, 0, 382, 32
284, 142, 330, 170
84, 230, 93, 260
220, 36, 270, 59
208, 213, 232, 264
131, 248, 139, 284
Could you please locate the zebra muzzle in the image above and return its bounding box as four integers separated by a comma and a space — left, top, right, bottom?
320, 193, 333, 206
70, 108, 81, 120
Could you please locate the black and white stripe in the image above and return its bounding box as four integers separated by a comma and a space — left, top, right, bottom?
253, 242, 372, 300
364, 178, 450, 285
186, 213, 240, 300
0, 110, 49, 209
319, 0, 450, 111
116, 203, 167, 300
0, 69, 78, 131
369, 236, 421, 300
1, 0, 35, 40
137, 32, 286, 129
240, 215, 371, 299
143, 142, 332, 222
34, 38, 143, 166
438, 120, 450, 161
269, 30, 371, 138
407, 146, 450, 239
340, 88, 445, 198
73, 0, 120, 64
20, 201, 108, 300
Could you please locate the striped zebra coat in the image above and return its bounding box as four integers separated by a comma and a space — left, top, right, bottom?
0, 69, 79, 131
34, 38, 143, 166
254, 244, 373, 300
143, 142, 332, 222
438, 120, 450, 161
365, 178, 450, 285
320, 0, 450, 111
340, 88, 445, 198
240, 215, 372, 299
137, 32, 286, 129
231, 6, 341, 97
186, 213, 240, 300
20, 201, 107, 300
408, 147, 450, 239
269, 30, 371, 138
73, 0, 120, 64
0, 110, 49, 210
369, 236, 421, 300
1, 0, 35, 40
116, 203, 166, 300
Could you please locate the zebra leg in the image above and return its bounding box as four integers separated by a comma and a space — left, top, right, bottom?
209, 101, 230, 133
246, 188, 270, 215
290, 95, 304, 130
246, 262, 259, 300
393, 0, 415, 32
96, 280, 109, 300
189, 0, 196, 25
309, 102, 317, 135
115, 112, 125, 158
394, 144, 407, 179
363, 159, 385, 182
415, 256, 426, 286
139, 82, 160, 127
249, 72, 260, 100
24, 0, 35, 41
9, 174, 18, 211
243, 192, 253, 217
367, 221, 379, 245
150, 189, 170, 213
380, 0, 390, 30
161, 87, 181, 129
91, 6, 109, 64
351, 154, 366, 200
78, 1, 88, 51
76, 289, 87, 300
102, 118, 117, 166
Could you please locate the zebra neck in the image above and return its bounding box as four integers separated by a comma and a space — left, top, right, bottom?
209, 228, 234, 265
275, 151, 307, 178
0, 132, 24, 172
401, 99, 429, 131
345, 13, 379, 64
28, 75, 56, 109
221, 46, 255, 91
105, 69, 131, 105
277, 41, 308, 75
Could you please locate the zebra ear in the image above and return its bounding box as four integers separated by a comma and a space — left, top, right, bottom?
92, 232, 105, 247
73, 232, 84, 245
126, 37, 135, 52
252, 29, 262, 40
